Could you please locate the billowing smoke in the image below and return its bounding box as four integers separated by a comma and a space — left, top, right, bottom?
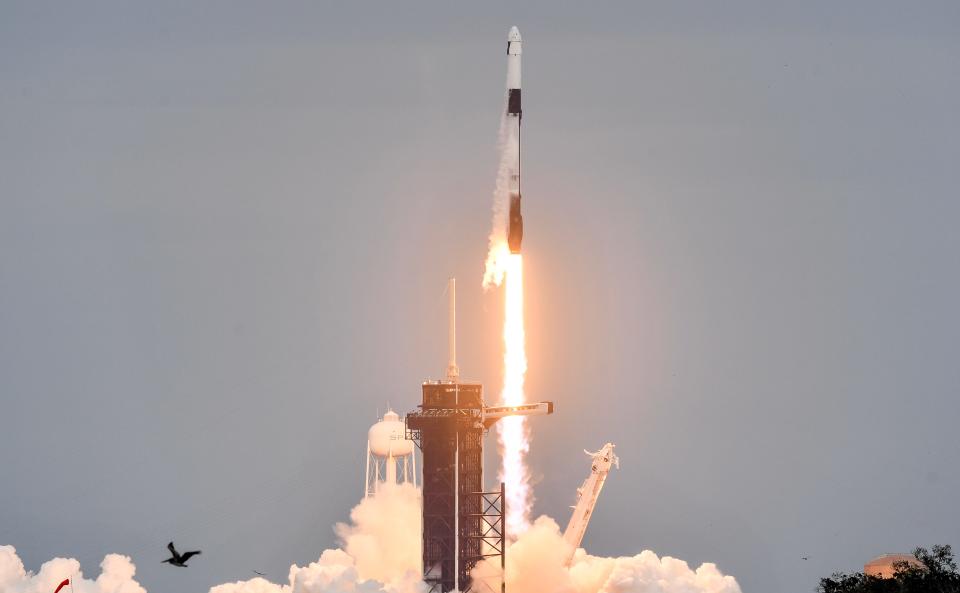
2, 484, 740, 593
211, 482, 424, 593
483, 91, 534, 537
0, 546, 146, 593
334, 482, 422, 586
473, 517, 742, 593
210, 548, 424, 593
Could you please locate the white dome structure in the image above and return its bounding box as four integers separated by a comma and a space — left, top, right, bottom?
365, 408, 416, 497
368, 410, 414, 457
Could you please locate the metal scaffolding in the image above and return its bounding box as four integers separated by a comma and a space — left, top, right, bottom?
407, 383, 505, 593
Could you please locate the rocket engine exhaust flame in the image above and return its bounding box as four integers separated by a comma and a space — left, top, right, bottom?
484, 245, 531, 537
496, 252, 531, 536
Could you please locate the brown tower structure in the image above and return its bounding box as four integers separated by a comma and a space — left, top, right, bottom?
406, 381, 503, 592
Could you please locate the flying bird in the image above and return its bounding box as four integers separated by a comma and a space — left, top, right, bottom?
162, 542, 202, 567
252, 571, 267, 577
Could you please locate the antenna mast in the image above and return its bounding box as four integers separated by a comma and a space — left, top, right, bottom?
446, 277, 460, 382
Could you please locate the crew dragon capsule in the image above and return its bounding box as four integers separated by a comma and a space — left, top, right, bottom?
506, 26, 523, 254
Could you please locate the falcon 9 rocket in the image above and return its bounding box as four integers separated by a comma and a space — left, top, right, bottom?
506, 26, 523, 254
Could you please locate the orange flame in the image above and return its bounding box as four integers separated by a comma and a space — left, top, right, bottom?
485, 243, 531, 535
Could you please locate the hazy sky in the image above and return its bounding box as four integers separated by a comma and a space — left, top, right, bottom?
2, 2, 959, 592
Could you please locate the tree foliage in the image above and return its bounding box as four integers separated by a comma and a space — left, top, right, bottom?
818, 545, 960, 593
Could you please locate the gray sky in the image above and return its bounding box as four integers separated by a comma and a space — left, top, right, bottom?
2, 2, 959, 592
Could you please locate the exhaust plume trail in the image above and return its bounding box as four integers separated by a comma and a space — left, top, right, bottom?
495, 251, 531, 535
482, 111, 518, 290
484, 89, 532, 535
483, 26, 531, 536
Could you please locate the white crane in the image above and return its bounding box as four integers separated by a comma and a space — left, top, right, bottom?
562, 443, 619, 564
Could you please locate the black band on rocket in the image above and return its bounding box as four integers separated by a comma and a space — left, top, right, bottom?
508, 89, 522, 116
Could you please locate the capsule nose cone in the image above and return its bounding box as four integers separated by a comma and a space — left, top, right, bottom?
508, 26, 521, 42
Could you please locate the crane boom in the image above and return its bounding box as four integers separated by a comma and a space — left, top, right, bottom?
562, 442, 619, 563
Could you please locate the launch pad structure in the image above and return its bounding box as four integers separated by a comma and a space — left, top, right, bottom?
406, 382, 505, 593
406, 279, 552, 593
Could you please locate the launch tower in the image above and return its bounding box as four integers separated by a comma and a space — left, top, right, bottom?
406, 279, 552, 592
406, 381, 499, 593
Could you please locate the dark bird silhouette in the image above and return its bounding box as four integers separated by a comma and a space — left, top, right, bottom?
162, 542, 202, 567
252, 571, 267, 577
802, 557, 809, 561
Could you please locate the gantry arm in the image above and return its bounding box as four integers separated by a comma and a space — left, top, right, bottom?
482, 402, 553, 428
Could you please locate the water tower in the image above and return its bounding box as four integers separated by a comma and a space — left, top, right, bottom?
365, 408, 416, 497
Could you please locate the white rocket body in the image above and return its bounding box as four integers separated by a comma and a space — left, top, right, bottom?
507, 26, 522, 89
506, 26, 523, 254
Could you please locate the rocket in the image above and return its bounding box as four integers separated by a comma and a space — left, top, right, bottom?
506, 26, 523, 254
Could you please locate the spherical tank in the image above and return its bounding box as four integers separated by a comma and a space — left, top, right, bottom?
368, 410, 413, 457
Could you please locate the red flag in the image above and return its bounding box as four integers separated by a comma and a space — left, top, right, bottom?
54, 578, 70, 593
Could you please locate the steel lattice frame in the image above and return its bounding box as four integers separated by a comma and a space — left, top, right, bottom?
407, 383, 504, 593
461, 485, 506, 593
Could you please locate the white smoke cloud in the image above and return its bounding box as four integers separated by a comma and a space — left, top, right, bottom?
334, 482, 422, 584
473, 516, 741, 593
211, 548, 419, 593
210, 482, 425, 593
3, 484, 740, 593
0, 546, 146, 593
